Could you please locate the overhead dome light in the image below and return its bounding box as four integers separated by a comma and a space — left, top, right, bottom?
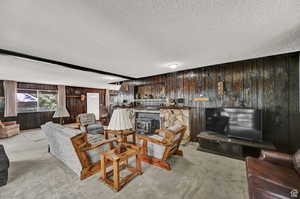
168, 64, 179, 69
164, 62, 182, 69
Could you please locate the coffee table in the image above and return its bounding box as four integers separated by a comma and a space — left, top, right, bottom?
100, 143, 142, 192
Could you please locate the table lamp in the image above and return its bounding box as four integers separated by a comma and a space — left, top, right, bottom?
108, 108, 133, 131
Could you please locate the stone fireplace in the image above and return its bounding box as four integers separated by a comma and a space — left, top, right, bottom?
117, 107, 191, 144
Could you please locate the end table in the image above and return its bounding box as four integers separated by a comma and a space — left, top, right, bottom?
100, 143, 142, 192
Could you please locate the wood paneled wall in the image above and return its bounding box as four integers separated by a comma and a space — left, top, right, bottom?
65, 86, 106, 123
113, 52, 300, 153
0, 82, 106, 130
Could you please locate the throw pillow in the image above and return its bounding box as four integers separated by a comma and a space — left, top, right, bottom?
293, 149, 300, 175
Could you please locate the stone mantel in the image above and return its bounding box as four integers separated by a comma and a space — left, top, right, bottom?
116, 106, 191, 144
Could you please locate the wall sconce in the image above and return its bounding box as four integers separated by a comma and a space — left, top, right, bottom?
80, 94, 85, 101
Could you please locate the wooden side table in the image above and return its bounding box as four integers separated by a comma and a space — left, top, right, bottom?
100, 144, 142, 192
104, 130, 136, 144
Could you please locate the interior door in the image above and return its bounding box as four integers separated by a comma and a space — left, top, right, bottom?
87, 93, 100, 120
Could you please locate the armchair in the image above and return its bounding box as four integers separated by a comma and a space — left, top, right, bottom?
71, 132, 118, 180
78, 113, 104, 135
0, 121, 20, 139
138, 124, 186, 170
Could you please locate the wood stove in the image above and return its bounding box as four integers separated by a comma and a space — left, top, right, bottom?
135, 112, 160, 134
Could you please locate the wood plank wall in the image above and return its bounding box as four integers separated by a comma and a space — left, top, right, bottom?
0, 82, 106, 130
65, 86, 106, 123
113, 52, 300, 153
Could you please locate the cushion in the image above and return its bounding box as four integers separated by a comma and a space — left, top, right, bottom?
167, 124, 183, 132
87, 124, 103, 131
79, 113, 96, 126
147, 135, 166, 159
87, 134, 103, 144
293, 149, 300, 175
87, 124, 104, 135
86, 144, 110, 164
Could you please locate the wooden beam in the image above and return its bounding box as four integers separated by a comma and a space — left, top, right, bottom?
0, 48, 135, 80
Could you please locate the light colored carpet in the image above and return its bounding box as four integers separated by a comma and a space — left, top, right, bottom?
0, 129, 248, 199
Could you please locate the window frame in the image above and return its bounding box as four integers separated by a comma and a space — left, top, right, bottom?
17, 88, 58, 113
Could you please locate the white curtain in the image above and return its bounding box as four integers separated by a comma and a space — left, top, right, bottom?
53, 85, 70, 118
3, 80, 17, 117
105, 89, 110, 112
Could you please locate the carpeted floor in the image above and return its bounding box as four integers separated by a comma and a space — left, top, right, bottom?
0, 129, 248, 199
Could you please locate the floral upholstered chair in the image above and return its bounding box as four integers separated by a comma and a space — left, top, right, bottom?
138, 124, 186, 170
78, 113, 104, 135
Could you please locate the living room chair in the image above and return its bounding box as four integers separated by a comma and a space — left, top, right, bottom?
71, 132, 118, 180
78, 113, 104, 135
138, 124, 186, 170
0, 121, 20, 139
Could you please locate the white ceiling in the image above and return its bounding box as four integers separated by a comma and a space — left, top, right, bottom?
1, 0, 300, 83
0, 55, 124, 90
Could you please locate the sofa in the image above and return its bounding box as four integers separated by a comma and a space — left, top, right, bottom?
246, 150, 300, 199
41, 122, 112, 179
77, 113, 104, 135
0, 144, 9, 186
0, 121, 20, 139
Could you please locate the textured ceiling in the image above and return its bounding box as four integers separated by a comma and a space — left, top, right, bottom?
1, 0, 300, 85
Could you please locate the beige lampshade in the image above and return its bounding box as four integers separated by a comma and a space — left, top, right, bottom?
108, 109, 133, 130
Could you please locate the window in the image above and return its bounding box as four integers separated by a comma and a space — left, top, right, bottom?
17, 89, 57, 113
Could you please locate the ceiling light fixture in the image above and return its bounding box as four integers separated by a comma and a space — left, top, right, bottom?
168, 64, 179, 69
165, 62, 182, 69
